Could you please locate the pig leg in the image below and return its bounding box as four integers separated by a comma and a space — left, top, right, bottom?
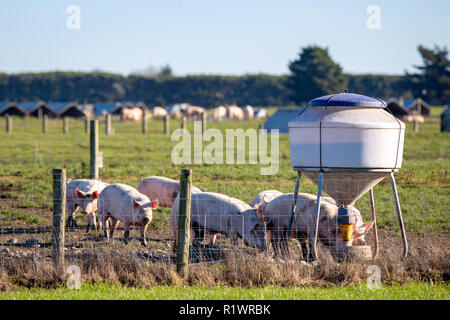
67, 204, 79, 229
109, 218, 120, 244
279, 227, 290, 257
209, 233, 217, 245
85, 213, 97, 233
191, 221, 203, 245
270, 230, 281, 257
140, 223, 149, 246
296, 232, 309, 262
122, 222, 130, 244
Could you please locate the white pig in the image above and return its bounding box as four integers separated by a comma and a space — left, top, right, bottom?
66, 179, 109, 232
250, 190, 283, 223
137, 176, 203, 208
264, 193, 374, 262
170, 192, 266, 250
98, 183, 159, 246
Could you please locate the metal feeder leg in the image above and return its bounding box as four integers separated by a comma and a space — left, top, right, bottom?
287, 171, 302, 239
369, 188, 379, 259
389, 172, 408, 258
311, 171, 324, 261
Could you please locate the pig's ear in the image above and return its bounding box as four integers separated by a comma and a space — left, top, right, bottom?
252, 205, 264, 224
92, 191, 99, 199
354, 221, 375, 238
151, 199, 159, 210
76, 188, 86, 198
132, 199, 140, 208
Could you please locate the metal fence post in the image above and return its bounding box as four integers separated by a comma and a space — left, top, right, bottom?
164, 115, 170, 135
105, 114, 112, 136
52, 168, 66, 270
5, 114, 12, 134
90, 120, 99, 179
63, 117, 68, 134
177, 169, 192, 277
42, 114, 48, 133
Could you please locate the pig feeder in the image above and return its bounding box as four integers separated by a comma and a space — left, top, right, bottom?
287, 93, 407, 261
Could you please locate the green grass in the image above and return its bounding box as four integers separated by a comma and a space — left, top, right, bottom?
0, 282, 448, 300
0, 114, 448, 232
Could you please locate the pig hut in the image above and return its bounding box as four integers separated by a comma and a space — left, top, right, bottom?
111, 102, 134, 116
94, 102, 121, 117
0, 102, 27, 117
386, 99, 410, 120
264, 109, 301, 134
441, 107, 450, 132
19, 101, 56, 118
57, 102, 88, 118
405, 98, 431, 116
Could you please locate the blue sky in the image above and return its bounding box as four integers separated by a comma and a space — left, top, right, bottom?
0, 0, 449, 76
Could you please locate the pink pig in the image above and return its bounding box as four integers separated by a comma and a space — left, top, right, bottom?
98, 183, 159, 246
137, 176, 202, 208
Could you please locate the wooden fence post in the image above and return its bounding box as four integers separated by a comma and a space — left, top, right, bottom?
90, 120, 99, 179
5, 114, 12, 134
181, 115, 187, 130
52, 168, 66, 270
105, 114, 112, 136
63, 117, 68, 134
202, 112, 207, 134
414, 97, 421, 133
177, 169, 192, 277
42, 114, 48, 133
85, 117, 90, 134
164, 115, 170, 135
142, 109, 148, 134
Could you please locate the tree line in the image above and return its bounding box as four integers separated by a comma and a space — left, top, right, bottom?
0, 45, 447, 107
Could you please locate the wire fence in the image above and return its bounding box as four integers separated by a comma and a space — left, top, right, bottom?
0, 174, 439, 268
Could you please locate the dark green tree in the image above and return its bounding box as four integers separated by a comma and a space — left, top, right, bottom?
286, 46, 347, 104
406, 45, 450, 104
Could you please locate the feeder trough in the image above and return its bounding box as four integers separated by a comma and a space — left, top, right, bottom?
287, 93, 408, 261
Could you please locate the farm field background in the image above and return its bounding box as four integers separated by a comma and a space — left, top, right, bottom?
0, 108, 448, 233
0, 107, 448, 299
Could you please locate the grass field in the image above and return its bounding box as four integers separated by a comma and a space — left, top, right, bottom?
0, 282, 448, 300
0, 108, 448, 232
0, 107, 448, 298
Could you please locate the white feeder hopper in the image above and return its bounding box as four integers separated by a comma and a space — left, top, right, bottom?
286, 93, 408, 261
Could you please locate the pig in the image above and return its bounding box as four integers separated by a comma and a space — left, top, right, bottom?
213, 106, 227, 121
243, 105, 254, 120
184, 106, 205, 120
250, 190, 283, 223
226, 105, 244, 120
264, 193, 374, 262
98, 183, 159, 246
120, 107, 144, 121
137, 176, 203, 208
66, 179, 109, 232
170, 192, 266, 250
152, 106, 168, 118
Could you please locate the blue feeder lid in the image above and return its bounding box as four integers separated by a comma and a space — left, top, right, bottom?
309, 93, 386, 108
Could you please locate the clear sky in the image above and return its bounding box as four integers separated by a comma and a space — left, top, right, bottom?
0, 0, 449, 76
